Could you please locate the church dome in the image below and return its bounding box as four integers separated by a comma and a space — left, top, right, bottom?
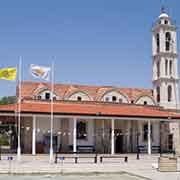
159, 13, 169, 18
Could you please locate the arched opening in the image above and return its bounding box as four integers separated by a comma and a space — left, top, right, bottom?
157, 61, 160, 78
119, 99, 123, 103
105, 97, 109, 102
67, 91, 92, 101
35, 88, 59, 101
101, 90, 129, 103
165, 32, 171, 51
37, 95, 42, 100
165, 59, 168, 75
164, 20, 168, 25
169, 60, 172, 75
77, 96, 82, 101
168, 85, 172, 102
135, 96, 155, 106
157, 87, 160, 103
112, 96, 117, 102
156, 33, 160, 53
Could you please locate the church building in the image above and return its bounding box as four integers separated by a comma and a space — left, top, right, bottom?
0, 9, 180, 157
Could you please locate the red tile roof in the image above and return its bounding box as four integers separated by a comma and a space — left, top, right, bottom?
19, 81, 154, 102
0, 101, 180, 119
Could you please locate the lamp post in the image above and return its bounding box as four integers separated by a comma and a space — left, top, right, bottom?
0, 135, 1, 160
0, 122, 2, 160
136, 131, 140, 160
160, 121, 162, 157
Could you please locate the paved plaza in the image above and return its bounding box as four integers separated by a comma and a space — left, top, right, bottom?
0, 154, 180, 180
0, 174, 147, 180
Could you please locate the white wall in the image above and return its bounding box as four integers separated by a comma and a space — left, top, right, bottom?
101, 91, 129, 103
68, 92, 91, 101
38, 90, 60, 100
135, 96, 155, 105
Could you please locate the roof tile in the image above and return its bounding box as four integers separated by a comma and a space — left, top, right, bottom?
0, 101, 180, 119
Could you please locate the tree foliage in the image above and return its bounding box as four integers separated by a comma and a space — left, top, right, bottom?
0, 96, 17, 105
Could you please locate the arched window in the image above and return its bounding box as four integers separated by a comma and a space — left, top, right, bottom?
164, 20, 168, 25
165, 59, 168, 75
157, 61, 160, 78
36, 89, 59, 101
156, 33, 160, 53
165, 32, 171, 51
157, 87, 160, 103
68, 91, 91, 101
77, 96, 82, 101
45, 92, 50, 100
168, 85, 172, 102
112, 96, 117, 102
37, 95, 42, 100
169, 60, 172, 75
119, 99, 123, 103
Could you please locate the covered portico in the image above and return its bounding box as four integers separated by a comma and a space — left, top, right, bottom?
29, 116, 154, 155
0, 101, 180, 157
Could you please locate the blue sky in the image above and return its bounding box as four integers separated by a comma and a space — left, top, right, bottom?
0, 0, 179, 97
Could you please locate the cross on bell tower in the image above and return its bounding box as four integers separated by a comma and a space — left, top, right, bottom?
152, 8, 179, 109
161, 6, 166, 14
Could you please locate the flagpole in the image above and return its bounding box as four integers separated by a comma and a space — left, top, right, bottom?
49, 61, 54, 163
17, 57, 22, 161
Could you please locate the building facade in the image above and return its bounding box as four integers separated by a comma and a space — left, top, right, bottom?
0, 9, 180, 156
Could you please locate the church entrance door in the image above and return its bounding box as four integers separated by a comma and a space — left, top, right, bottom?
115, 130, 123, 153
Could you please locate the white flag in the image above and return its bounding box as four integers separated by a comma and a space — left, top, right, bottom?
30, 64, 51, 81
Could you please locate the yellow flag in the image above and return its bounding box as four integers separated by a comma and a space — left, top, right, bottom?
0, 67, 17, 80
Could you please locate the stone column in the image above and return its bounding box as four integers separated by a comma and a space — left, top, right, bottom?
148, 120, 152, 155
111, 119, 115, 155
32, 115, 36, 155
126, 120, 131, 152
73, 118, 77, 152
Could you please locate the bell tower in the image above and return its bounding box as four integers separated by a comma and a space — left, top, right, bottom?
152, 8, 180, 153
152, 8, 179, 109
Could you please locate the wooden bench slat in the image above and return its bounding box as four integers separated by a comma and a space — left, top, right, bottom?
99, 155, 128, 163
55, 153, 98, 164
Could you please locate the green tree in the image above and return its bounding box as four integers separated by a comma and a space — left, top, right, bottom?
0, 96, 17, 105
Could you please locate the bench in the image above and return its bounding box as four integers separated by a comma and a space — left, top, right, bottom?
138, 145, 160, 153
138, 145, 147, 153
99, 155, 128, 163
55, 152, 97, 164
74, 154, 97, 164
152, 146, 160, 153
